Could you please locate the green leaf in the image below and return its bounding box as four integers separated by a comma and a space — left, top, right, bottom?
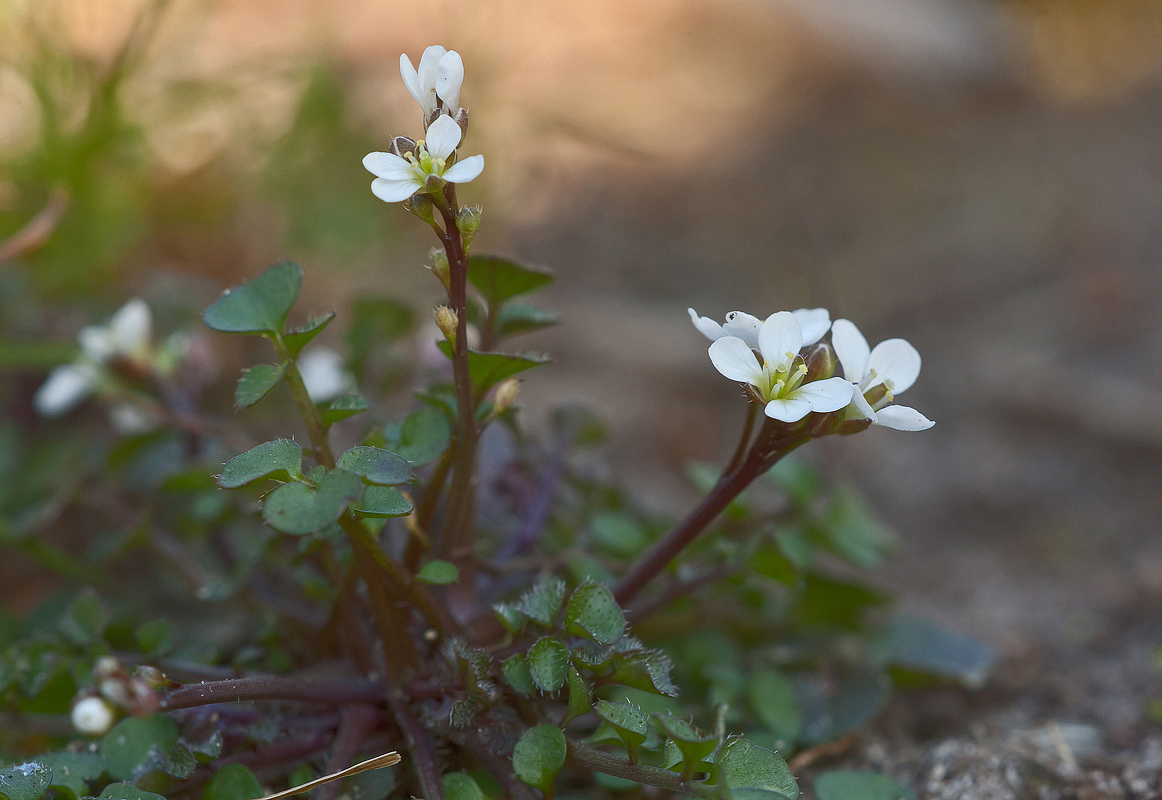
59, 589, 108, 646
162, 744, 196, 779
594, 701, 648, 762
234, 363, 287, 408
653, 714, 716, 772
99, 784, 167, 800
37, 752, 104, 800
564, 665, 592, 723
352, 485, 413, 518
382, 406, 451, 466
493, 602, 526, 634
495, 303, 560, 339
321, 394, 369, 427
765, 455, 821, 507
717, 737, 798, 799
436, 342, 549, 395
442, 773, 486, 800
202, 261, 302, 335
283, 312, 335, 357
0, 762, 53, 800
502, 654, 537, 696
218, 440, 303, 489
467, 254, 554, 309
589, 513, 648, 559
608, 653, 678, 697
820, 490, 897, 569
797, 671, 890, 745
527, 638, 570, 692
135, 619, 174, 656
564, 582, 626, 645
748, 669, 802, 743
101, 715, 180, 781
416, 560, 458, 585
336, 446, 411, 486
262, 468, 364, 534
517, 577, 566, 627
814, 771, 913, 800
512, 724, 566, 796
748, 543, 797, 586
346, 295, 414, 363
875, 617, 996, 688
203, 764, 263, 800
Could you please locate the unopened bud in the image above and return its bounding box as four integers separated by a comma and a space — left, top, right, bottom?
133, 665, 168, 689
803, 343, 837, 382
404, 193, 437, 226
72, 696, 115, 736
424, 173, 445, 193
455, 108, 469, 138
434, 306, 459, 350
390, 136, 417, 158
428, 248, 450, 290
493, 378, 520, 413
456, 206, 482, 247
424, 106, 442, 131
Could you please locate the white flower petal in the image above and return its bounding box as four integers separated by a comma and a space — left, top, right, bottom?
436, 50, 464, 112
757, 311, 803, 371
35, 363, 97, 417
792, 377, 854, 413
416, 45, 447, 115
110, 298, 151, 355
399, 54, 425, 108
708, 336, 762, 384
722, 311, 761, 349
298, 347, 356, 403
440, 154, 484, 184
849, 387, 878, 421
830, 318, 870, 383
764, 396, 812, 422
688, 308, 726, 341
793, 307, 831, 345
363, 151, 414, 180
867, 338, 921, 394
78, 326, 114, 362
425, 114, 463, 161
371, 177, 422, 203
873, 404, 934, 431
71, 696, 115, 736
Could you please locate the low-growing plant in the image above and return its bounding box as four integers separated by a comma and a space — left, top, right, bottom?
0, 44, 994, 800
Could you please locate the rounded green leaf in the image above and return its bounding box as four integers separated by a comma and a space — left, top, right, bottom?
565, 582, 626, 645
218, 440, 302, 489
608, 653, 678, 697
517, 577, 566, 627
654, 713, 716, 773
502, 654, 536, 696
512, 724, 567, 796
748, 668, 802, 743
493, 602, 526, 634
564, 665, 592, 723
283, 312, 335, 357
100, 715, 179, 781
594, 700, 648, 762
234, 363, 287, 408
262, 469, 363, 534
442, 772, 485, 800
202, 261, 302, 335
99, 784, 167, 800
416, 560, 458, 585
383, 406, 451, 466
717, 737, 798, 800
0, 762, 52, 800
496, 303, 560, 338
467, 255, 554, 308
336, 446, 411, 486
352, 485, 413, 518
814, 771, 913, 800
322, 394, 370, 427
37, 752, 105, 800
203, 764, 263, 800
527, 638, 570, 692
59, 589, 108, 646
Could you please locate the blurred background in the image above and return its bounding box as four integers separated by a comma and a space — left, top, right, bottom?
3, 0, 1162, 757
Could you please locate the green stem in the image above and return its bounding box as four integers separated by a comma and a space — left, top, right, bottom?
567, 740, 710, 797
274, 336, 335, 469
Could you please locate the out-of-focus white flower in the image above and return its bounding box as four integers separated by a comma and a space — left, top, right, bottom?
298, 347, 356, 403
109, 404, 158, 435
35, 298, 154, 418
831, 318, 934, 431
363, 115, 484, 203
400, 46, 464, 120
71, 696, 115, 736
708, 311, 853, 422
689, 307, 831, 349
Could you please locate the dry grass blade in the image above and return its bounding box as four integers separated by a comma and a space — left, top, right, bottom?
255, 751, 401, 800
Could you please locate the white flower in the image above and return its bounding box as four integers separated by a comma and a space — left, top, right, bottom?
362, 115, 484, 203
400, 46, 464, 119
298, 347, 356, 403
71, 696, 115, 736
689, 307, 832, 349
708, 311, 853, 422
34, 298, 153, 417
831, 318, 934, 431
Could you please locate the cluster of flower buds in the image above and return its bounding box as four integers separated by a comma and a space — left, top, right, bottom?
363, 46, 483, 205
71, 657, 169, 735
690, 307, 934, 432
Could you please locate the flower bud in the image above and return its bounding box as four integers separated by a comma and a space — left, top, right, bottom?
424, 172, 445, 193
404, 193, 437, 227
428, 248, 450, 290
456, 205, 482, 247
455, 108, 469, 139
390, 136, 418, 158
493, 378, 520, 414
434, 306, 458, 350
71, 696, 115, 736
803, 343, 837, 382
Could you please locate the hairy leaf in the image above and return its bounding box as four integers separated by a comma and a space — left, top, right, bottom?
218, 440, 302, 489
512, 724, 566, 795
202, 261, 302, 335
234, 363, 286, 408
352, 485, 413, 518
565, 582, 626, 645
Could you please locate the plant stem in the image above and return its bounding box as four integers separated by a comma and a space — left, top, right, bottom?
567, 740, 708, 797
275, 338, 335, 469
159, 676, 385, 710
722, 401, 759, 476
315, 704, 380, 800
